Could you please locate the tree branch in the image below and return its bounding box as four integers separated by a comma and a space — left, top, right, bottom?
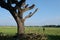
25, 4, 29, 8
0, 1, 17, 13
16, 0, 26, 7
7, 0, 18, 4
0, 1, 9, 10
22, 4, 35, 12
23, 8, 38, 21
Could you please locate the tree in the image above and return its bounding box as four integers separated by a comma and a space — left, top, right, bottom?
0, 0, 38, 35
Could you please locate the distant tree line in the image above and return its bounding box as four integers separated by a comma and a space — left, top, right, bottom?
25, 25, 60, 27
42, 25, 60, 27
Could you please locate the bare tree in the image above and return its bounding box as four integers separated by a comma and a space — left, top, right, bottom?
0, 0, 38, 35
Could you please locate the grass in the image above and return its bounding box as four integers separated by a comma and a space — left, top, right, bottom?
0, 26, 17, 35
25, 27, 60, 35
0, 26, 60, 40
0, 26, 60, 35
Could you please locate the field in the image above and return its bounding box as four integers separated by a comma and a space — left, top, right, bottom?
0, 26, 60, 40
0, 26, 60, 35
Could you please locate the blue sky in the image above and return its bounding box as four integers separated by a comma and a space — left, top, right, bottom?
0, 0, 60, 26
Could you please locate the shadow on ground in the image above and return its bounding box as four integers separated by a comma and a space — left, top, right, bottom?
0, 33, 43, 40
48, 35, 60, 40
0, 33, 60, 40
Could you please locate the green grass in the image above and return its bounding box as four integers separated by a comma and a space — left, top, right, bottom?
45, 27, 60, 35
0, 26, 17, 35
0, 26, 60, 40
25, 27, 60, 35
0, 26, 60, 36
25, 27, 43, 34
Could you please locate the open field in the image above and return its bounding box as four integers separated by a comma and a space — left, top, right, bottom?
0, 26, 60, 35
0, 26, 60, 40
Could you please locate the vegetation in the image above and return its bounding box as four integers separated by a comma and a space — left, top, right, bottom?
42, 25, 60, 27
0, 26, 60, 40
0, 26, 60, 35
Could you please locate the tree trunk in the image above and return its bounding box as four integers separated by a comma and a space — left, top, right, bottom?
16, 16, 24, 34
10, 11, 24, 35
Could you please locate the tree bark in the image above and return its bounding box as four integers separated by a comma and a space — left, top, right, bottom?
10, 11, 24, 35
16, 16, 24, 34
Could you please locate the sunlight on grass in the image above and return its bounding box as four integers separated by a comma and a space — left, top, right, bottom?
0, 26, 60, 36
